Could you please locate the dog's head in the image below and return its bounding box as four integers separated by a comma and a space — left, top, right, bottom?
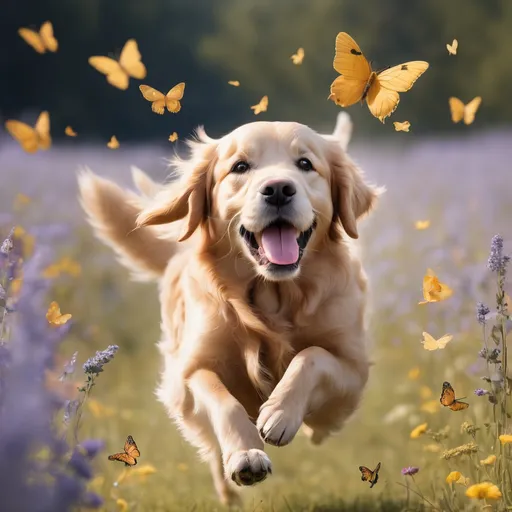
137, 118, 380, 282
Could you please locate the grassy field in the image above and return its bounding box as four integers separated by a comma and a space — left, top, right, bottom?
1, 126, 511, 511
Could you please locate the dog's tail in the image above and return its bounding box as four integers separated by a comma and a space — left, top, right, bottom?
78, 168, 175, 281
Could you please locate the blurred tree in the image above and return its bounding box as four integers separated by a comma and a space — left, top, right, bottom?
0, 0, 510, 142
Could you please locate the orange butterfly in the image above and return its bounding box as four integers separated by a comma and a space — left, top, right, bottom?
108, 435, 140, 466
359, 462, 381, 488
440, 382, 469, 411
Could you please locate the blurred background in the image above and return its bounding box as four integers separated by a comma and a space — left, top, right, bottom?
1, 0, 512, 510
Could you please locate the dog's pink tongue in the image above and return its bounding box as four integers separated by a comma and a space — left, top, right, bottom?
260, 225, 299, 265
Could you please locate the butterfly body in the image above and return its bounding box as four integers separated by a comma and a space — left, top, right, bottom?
440, 382, 469, 411
359, 462, 381, 488
108, 435, 140, 466
329, 32, 428, 123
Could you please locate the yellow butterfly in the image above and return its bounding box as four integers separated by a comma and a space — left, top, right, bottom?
446, 39, 458, 56
449, 97, 481, 125
422, 331, 453, 351
65, 126, 77, 137
107, 136, 120, 149
251, 95, 268, 115
329, 32, 429, 123
18, 21, 58, 54
414, 220, 430, 230
5, 111, 51, 153
418, 268, 453, 304
291, 47, 305, 65
139, 83, 185, 115
89, 39, 146, 90
168, 132, 178, 142
108, 435, 140, 466
228, 80, 240, 87
393, 121, 410, 132
46, 301, 72, 326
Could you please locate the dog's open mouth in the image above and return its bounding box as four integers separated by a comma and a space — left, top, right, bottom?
239, 219, 316, 270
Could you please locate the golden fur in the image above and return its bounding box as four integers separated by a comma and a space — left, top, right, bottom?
78, 113, 380, 505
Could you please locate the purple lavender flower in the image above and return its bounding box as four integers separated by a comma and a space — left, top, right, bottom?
401, 466, 420, 476
83, 345, 119, 376
79, 439, 105, 458
0, 230, 13, 255
474, 388, 489, 396
487, 235, 509, 273
476, 302, 490, 325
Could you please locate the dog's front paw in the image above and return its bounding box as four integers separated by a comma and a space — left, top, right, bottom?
257, 397, 303, 447
225, 449, 272, 486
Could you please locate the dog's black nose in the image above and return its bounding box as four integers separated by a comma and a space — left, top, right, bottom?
259, 180, 296, 207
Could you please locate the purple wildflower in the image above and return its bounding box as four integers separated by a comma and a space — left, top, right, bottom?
69, 450, 93, 479
476, 302, 490, 325
474, 388, 489, 396
487, 235, 509, 273
401, 466, 420, 476
83, 345, 119, 376
79, 439, 105, 458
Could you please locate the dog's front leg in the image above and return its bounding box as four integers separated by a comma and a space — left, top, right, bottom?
188, 369, 272, 486
257, 346, 369, 447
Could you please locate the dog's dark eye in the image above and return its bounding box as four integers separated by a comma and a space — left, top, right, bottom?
297, 158, 314, 171
231, 161, 250, 173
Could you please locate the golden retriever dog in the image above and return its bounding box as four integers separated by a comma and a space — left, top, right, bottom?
78, 112, 380, 505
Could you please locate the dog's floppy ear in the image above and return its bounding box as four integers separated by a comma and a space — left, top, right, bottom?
136, 133, 217, 242
329, 144, 381, 239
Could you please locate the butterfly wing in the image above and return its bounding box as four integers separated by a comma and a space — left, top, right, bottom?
422, 332, 438, 351
376, 61, 429, 93
370, 462, 381, 488
463, 96, 481, 125
228, 80, 240, 86
34, 111, 51, 150
40, 21, 58, 52
449, 97, 465, 123
108, 452, 137, 466
366, 79, 400, 123
65, 126, 77, 137
440, 382, 455, 406
89, 57, 128, 90
124, 435, 140, 458
18, 28, 45, 54
359, 466, 373, 482
165, 82, 186, 113
436, 334, 453, 349
393, 121, 410, 132
107, 136, 119, 149
139, 85, 166, 114
251, 96, 268, 115
330, 33, 370, 107
5, 120, 39, 153
449, 400, 469, 411
119, 39, 147, 79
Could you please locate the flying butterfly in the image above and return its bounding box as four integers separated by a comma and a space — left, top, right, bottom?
359, 462, 381, 488
5, 111, 51, 153
18, 21, 58, 54
228, 80, 240, 87
107, 136, 120, 149
418, 268, 453, 304
440, 382, 469, 411
108, 435, 140, 466
422, 332, 453, 351
251, 95, 268, 115
393, 121, 410, 132
449, 97, 481, 125
329, 32, 429, 123
446, 39, 458, 56
415, 220, 430, 230
89, 39, 147, 90
168, 132, 178, 142
46, 301, 72, 326
65, 126, 77, 137
139, 83, 185, 114
291, 47, 305, 65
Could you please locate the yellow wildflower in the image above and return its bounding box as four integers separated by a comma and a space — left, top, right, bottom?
116, 498, 129, 511
421, 400, 439, 414
408, 367, 420, 380
480, 454, 497, 466
410, 422, 428, 439
131, 464, 157, 478
423, 443, 441, 453
446, 471, 462, 484
465, 482, 502, 500
499, 434, 512, 444
13, 193, 31, 210
13, 226, 34, 258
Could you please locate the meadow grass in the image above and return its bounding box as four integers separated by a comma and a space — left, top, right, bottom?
1, 129, 511, 511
